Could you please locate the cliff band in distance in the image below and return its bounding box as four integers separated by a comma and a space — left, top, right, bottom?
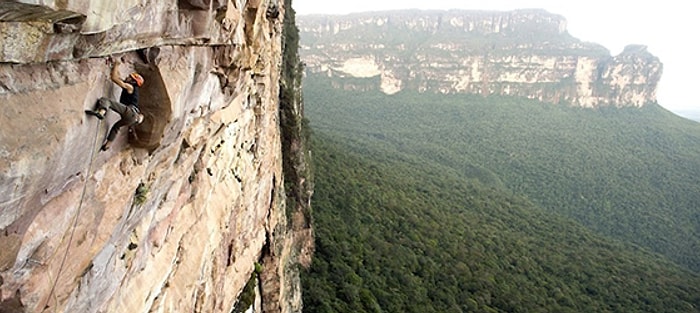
298, 9, 662, 108
0, 0, 312, 312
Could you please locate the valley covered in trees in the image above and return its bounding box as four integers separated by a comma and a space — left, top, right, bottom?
301, 75, 700, 312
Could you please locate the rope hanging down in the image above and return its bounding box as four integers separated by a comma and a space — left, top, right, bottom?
42, 119, 102, 312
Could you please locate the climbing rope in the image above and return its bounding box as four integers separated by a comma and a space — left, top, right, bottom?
42, 118, 102, 312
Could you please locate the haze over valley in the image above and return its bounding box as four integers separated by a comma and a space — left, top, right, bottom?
296, 8, 700, 313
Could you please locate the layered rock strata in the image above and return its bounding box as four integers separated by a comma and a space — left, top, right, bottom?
298, 10, 662, 107
0, 0, 312, 312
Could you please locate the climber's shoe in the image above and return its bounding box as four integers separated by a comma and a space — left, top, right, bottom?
100, 142, 110, 151
85, 109, 105, 120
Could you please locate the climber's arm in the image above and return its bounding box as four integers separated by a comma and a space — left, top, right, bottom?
110, 58, 134, 94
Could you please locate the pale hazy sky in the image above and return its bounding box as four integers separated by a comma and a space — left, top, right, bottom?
293, 0, 698, 113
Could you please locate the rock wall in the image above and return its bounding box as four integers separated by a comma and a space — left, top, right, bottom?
298, 10, 662, 107
0, 0, 312, 312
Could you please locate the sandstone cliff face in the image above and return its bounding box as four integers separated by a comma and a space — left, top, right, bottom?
298, 10, 662, 107
0, 1, 312, 312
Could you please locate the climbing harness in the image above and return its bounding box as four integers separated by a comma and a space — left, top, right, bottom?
41, 118, 102, 312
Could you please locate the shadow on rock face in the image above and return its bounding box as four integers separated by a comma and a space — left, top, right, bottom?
0, 289, 25, 313
130, 62, 172, 153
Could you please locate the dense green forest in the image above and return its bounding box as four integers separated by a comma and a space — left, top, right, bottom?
301, 75, 700, 312
304, 132, 700, 312
303, 75, 700, 273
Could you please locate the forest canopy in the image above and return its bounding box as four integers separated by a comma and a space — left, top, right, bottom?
301, 74, 700, 312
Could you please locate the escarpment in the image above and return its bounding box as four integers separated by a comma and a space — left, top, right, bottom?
0, 0, 312, 312
298, 9, 662, 107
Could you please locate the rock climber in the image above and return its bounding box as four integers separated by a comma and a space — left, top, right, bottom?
86, 57, 145, 151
